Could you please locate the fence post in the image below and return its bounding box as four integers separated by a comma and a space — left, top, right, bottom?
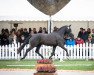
73, 45, 76, 59
17, 43, 21, 61
89, 43, 92, 59
11, 44, 14, 59
77, 44, 79, 59
2, 46, 5, 59
70, 46, 74, 59
86, 43, 89, 60
83, 43, 85, 59
14, 43, 17, 59
5, 45, 8, 59
79, 44, 82, 59
93, 44, 94, 59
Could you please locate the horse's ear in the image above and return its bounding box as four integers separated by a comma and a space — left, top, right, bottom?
69, 25, 71, 27
67, 25, 71, 29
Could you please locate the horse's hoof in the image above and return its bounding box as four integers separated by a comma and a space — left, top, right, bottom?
49, 57, 52, 59
66, 56, 70, 60
20, 58, 24, 60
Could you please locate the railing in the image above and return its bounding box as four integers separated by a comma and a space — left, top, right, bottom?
0, 43, 94, 60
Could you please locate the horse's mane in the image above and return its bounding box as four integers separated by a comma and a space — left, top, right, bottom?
56, 26, 68, 32
55, 25, 72, 37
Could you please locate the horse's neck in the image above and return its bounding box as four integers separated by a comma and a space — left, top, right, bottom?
57, 29, 65, 36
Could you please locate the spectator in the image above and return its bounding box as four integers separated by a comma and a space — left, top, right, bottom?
22, 28, 29, 39
9, 30, 17, 44
78, 28, 83, 38
29, 30, 34, 35
86, 28, 91, 38
65, 37, 76, 46
20, 35, 25, 43
91, 29, 94, 44
81, 29, 88, 42
5, 29, 9, 35
75, 37, 84, 45
1, 29, 9, 45
91, 37, 94, 44
53, 26, 58, 32
42, 27, 48, 33
91, 29, 94, 38
33, 28, 37, 34
86, 36, 92, 43
38, 27, 42, 33
29, 28, 32, 34
20, 28, 23, 34
16, 29, 22, 43
1, 29, 5, 34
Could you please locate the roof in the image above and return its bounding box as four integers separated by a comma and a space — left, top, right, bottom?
0, 0, 49, 21
0, 0, 94, 21
52, 0, 94, 21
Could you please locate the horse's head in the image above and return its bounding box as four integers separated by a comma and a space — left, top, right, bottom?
65, 25, 74, 39
65, 25, 71, 33
56, 25, 74, 39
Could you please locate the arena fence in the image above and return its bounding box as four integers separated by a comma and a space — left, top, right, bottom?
0, 43, 94, 60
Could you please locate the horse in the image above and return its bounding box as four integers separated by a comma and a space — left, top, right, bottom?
17, 25, 74, 60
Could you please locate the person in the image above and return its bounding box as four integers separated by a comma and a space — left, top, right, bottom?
91, 29, 94, 44
22, 28, 29, 40
78, 28, 83, 38
38, 27, 43, 33
53, 26, 58, 32
81, 29, 88, 42
75, 37, 84, 45
65, 36, 75, 56
0, 29, 9, 45
33, 28, 37, 34
86, 28, 91, 37
9, 30, 17, 44
86, 36, 92, 43
16, 29, 22, 43
29, 28, 32, 34
65, 37, 76, 46
42, 27, 48, 33
91, 29, 94, 38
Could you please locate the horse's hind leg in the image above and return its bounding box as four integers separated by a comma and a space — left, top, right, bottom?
35, 45, 44, 59
21, 46, 33, 60
49, 46, 56, 59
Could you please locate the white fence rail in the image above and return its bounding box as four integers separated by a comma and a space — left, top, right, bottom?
0, 43, 94, 60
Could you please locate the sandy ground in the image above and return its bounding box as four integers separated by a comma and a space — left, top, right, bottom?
0, 69, 94, 75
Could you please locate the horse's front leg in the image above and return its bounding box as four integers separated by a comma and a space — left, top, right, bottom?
35, 45, 44, 59
59, 43, 69, 60
17, 43, 26, 54
17, 36, 31, 54
49, 46, 56, 59
21, 46, 33, 60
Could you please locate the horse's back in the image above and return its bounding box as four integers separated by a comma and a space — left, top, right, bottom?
40, 33, 60, 46
29, 32, 64, 46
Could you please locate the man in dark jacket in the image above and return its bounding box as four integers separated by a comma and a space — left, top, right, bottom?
81, 29, 88, 42
78, 28, 83, 38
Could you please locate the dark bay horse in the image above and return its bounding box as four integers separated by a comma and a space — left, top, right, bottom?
17, 25, 74, 60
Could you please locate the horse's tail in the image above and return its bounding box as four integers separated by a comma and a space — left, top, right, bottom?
17, 35, 32, 54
